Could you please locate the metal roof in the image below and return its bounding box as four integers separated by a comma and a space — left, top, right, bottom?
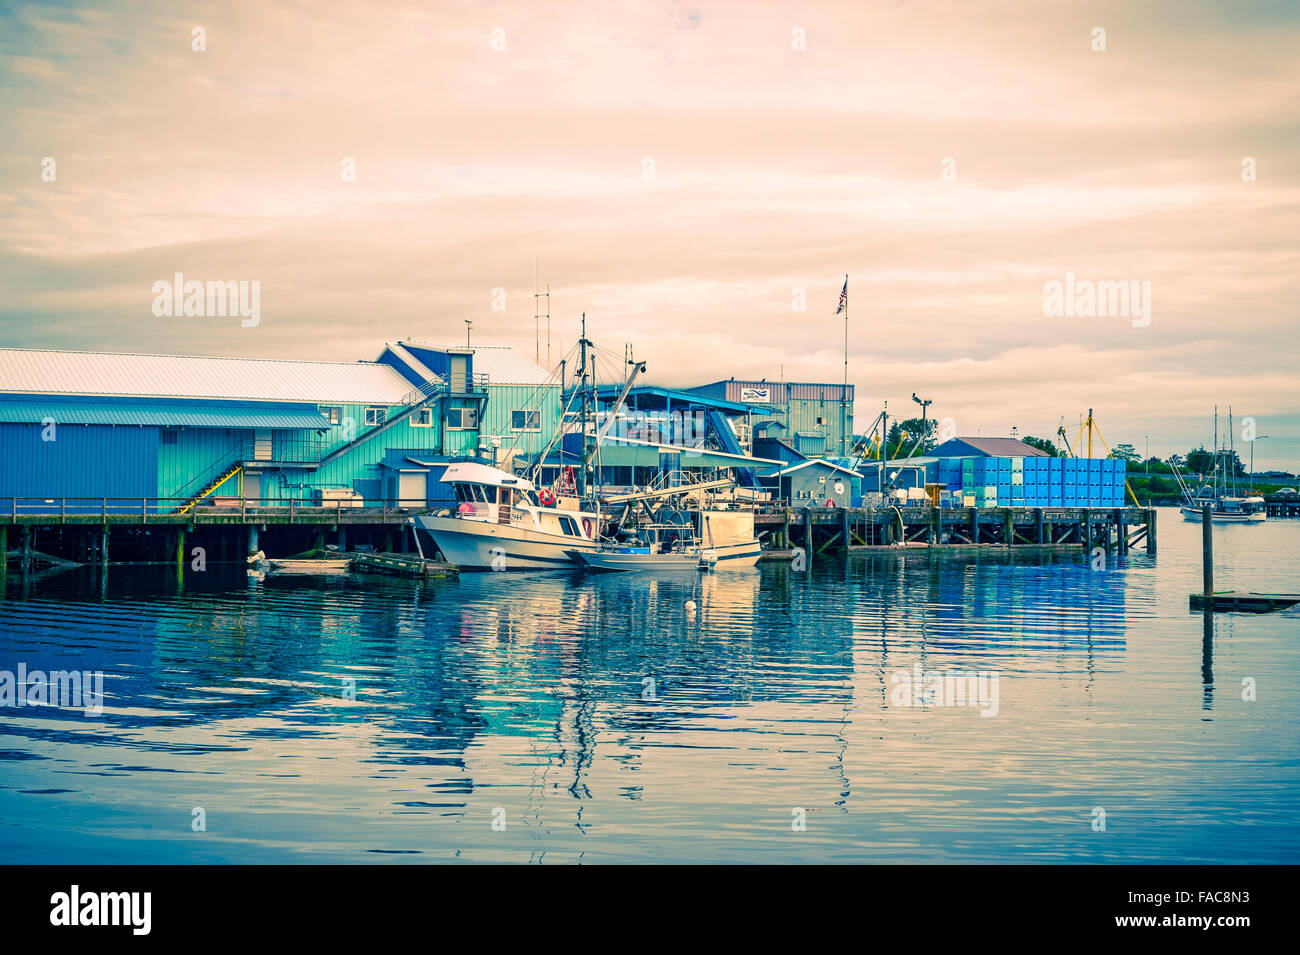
469, 345, 556, 385
397, 342, 555, 386
770, 458, 861, 478
595, 384, 752, 414
380, 343, 445, 389
932, 437, 1050, 458
0, 396, 331, 429
0, 348, 415, 404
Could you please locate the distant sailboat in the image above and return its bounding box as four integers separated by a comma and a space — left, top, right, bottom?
1176, 407, 1266, 524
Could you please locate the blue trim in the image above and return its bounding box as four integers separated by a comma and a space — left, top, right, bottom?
0, 394, 329, 429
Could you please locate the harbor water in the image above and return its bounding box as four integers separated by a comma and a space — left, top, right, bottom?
2, 508, 1298, 863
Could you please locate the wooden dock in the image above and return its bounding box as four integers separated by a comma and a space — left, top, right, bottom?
350, 551, 458, 579
755, 505, 1155, 555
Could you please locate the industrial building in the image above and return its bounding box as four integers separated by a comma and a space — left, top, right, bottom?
760, 459, 861, 508
687, 378, 854, 458
0, 343, 556, 513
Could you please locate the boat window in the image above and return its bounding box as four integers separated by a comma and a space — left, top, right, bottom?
455, 483, 492, 504
559, 516, 579, 536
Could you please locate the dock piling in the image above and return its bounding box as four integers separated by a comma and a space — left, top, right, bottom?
1202, 504, 1214, 596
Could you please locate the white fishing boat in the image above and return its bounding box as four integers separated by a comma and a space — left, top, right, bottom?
414, 463, 601, 570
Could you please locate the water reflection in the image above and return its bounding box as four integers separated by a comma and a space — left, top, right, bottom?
3, 521, 1297, 864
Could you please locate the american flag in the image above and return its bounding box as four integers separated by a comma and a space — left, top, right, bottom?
835, 278, 847, 314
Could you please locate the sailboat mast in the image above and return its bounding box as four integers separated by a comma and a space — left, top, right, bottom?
577, 312, 590, 498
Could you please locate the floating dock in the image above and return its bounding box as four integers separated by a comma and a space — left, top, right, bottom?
350, 551, 458, 578
1190, 592, 1300, 613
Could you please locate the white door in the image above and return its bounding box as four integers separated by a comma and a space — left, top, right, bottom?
398, 471, 426, 505
449, 355, 469, 392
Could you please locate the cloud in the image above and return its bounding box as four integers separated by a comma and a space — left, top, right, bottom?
0, 0, 1296, 467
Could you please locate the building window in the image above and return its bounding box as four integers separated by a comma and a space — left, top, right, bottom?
511, 409, 540, 431
446, 407, 479, 430
816, 416, 827, 426
320, 406, 343, 426
365, 407, 387, 426
410, 407, 433, 428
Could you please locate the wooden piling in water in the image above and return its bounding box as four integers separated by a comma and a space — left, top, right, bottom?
1202, 504, 1214, 596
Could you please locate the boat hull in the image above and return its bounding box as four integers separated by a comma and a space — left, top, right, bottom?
1180, 507, 1267, 523
579, 540, 762, 572
415, 514, 597, 570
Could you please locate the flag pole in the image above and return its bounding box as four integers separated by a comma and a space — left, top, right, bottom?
842, 273, 848, 457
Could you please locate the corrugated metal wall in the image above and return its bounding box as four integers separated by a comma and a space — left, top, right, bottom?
480, 383, 560, 461
0, 423, 159, 500
1, 395, 484, 506
157, 426, 245, 499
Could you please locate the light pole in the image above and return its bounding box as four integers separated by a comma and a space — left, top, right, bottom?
465, 320, 473, 347
1250, 435, 1270, 492
911, 392, 932, 454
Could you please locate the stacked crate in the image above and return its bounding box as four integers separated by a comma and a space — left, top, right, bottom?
923, 454, 1126, 507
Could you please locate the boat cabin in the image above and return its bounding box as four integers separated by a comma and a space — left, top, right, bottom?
439, 462, 596, 540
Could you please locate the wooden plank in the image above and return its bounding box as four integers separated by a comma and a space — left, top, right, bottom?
1190, 592, 1300, 614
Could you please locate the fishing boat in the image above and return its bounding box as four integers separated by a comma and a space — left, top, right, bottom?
578, 508, 761, 572
578, 522, 717, 571
413, 463, 602, 570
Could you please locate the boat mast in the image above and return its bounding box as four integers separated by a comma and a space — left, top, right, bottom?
1229, 405, 1235, 497
577, 312, 590, 498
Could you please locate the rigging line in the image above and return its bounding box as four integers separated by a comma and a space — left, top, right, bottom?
496, 341, 582, 461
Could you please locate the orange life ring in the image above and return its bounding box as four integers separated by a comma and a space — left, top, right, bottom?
581, 517, 593, 538
538, 488, 555, 506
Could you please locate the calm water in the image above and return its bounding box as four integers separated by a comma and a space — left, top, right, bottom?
2, 509, 1298, 864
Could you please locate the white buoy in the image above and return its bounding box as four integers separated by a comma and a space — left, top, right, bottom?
684, 600, 697, 612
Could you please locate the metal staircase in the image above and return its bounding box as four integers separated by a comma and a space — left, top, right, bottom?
317, 379, 445, 466
178, 462, 243, 514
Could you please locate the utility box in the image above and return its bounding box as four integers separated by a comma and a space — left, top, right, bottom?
314, 488, 364, 508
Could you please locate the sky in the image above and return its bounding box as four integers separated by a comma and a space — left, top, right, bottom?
1, 0, 1297, 469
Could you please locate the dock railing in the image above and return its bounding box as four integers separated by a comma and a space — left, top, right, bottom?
0, 498, 435, 524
